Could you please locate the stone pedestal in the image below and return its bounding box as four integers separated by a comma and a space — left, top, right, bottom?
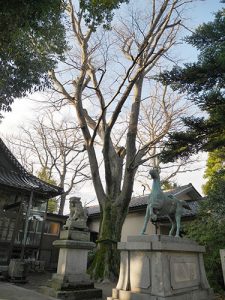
108, 235, 214, 300
40, 229, 102, 300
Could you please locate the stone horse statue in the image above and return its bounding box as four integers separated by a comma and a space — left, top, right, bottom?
141, 168, 191, 237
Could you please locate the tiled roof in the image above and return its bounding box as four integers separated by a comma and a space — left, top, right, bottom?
182, 200, 201, 217
0, 138, 26, 174
0, 138, 63, 198
128, 184, 196, 209
157, 199, 202, 220
86, 184, 202, 218
87, 205, 101, 216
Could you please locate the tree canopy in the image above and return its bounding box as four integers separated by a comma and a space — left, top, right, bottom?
159, 4, 225, 162
80, 0, 129, 28
185, 168, 225, 291
0, 0, 131, 118
0, 0, 67, 117
202, 147, 225, 194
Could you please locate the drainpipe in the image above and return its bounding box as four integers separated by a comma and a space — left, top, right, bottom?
20, 190, 34, 260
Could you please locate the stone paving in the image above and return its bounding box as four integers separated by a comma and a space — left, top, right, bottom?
0, 272, 116, 300
0, 279, 225, 300
1, 272, 223, 300
0, 281, 57, 300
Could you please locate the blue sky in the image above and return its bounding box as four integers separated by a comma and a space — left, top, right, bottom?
190, 0, 222, 25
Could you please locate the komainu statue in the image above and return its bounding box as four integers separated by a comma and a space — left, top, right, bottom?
64, 197, 88, 230
141, 168, 191, 237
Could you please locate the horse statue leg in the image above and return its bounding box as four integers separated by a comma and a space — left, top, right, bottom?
141, 205, 150, 234
141, 203, 157, 234
168, 215, 175, 236
175, 204, 182, 237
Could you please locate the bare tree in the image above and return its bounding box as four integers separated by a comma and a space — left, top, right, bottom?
5, 109, 90, 215
48, 0, 193, 279
133, 82, 201, 191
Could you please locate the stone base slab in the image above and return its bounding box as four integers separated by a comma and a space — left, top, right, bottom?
108, 288, 215, 300
60, 229, 90, 241
120, 235, 205, 252
40, 286, 102, 300
64, 220, 88, 230
53, 239, 95, 250
50, 273, 94, 290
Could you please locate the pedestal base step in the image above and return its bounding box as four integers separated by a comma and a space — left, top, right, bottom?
108, 288, 215, 300
40, 286, 102, 300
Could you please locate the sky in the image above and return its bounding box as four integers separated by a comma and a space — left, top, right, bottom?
0, 0, 223, 209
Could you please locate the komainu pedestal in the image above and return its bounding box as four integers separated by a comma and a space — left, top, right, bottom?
40, 229, 102, 300
108, 235, 214, 300
40, 197, 102, 300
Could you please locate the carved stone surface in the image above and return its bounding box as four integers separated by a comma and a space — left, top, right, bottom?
108, 235, 214, 300
53, 239, 95, 250
130, 253, 151, 290
60, 229, 90, 241
64, 197, 88, 230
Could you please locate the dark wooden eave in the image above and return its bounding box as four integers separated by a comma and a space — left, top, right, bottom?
0, 138, 63, 199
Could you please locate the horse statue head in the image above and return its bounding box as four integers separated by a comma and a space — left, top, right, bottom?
149, 168, 160, 179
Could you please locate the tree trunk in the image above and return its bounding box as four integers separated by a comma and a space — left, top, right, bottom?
58, 193, 66, 215
89, 198, 128, 281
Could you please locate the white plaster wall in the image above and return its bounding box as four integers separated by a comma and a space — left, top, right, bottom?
88, 218, 100, 233
121, 212, 155, 241
177, 194, 192, 200
88, 211, 155, 242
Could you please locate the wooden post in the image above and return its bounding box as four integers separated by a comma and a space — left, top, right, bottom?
7, 200, 24, 264
20, 190, 33, 260
37, 199, 48, 260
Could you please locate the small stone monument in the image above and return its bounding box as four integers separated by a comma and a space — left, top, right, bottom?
64, 196, 88, 231
40, 197, 102, 300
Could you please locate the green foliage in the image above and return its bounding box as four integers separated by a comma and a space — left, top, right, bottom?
185, 170, 225, 291
0, 0, 129, 116
159, 6, 225, 162
161, 180, 178, 190
0, 0, 67, 116
37, 167, 59, 213
185, 212, 225, 291
203, 148, 225, 194
205, 170, 225, 217
80, 0, 129, 29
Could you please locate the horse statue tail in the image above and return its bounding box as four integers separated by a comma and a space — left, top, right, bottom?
181, 200, 192, 211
